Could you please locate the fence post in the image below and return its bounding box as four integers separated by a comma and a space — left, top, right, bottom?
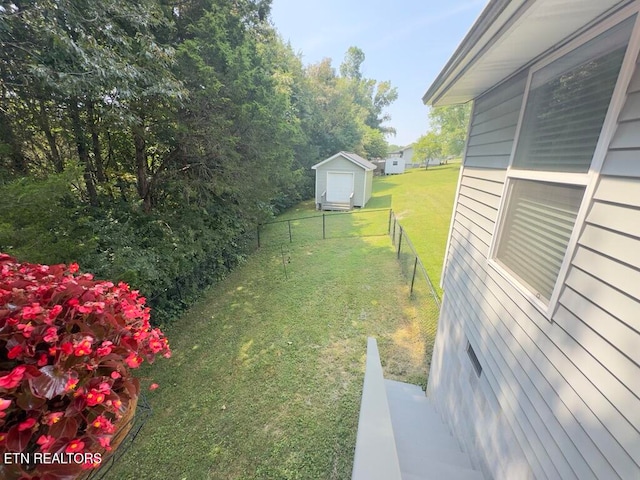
397, 226, 403, 259
392, 217, 396, 244
388, 209, 392, 234
322, 214, 326, 240
410, 257, 418, 295
257, 225, 261, 248
288, 220, 292, 243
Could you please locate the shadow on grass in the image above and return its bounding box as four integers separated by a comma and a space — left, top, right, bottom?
366, 194, 392, 209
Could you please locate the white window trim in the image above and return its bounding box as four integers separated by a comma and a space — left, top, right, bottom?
488, 7, 640, 320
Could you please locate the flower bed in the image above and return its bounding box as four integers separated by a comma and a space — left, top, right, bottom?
0, 254, 171, 479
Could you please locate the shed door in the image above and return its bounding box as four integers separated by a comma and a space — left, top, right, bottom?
326, 172, 354, 203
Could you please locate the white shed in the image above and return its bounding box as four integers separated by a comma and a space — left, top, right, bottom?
384, 156, 406, 175
422, 1, 640, 479
312, 152, 376, 210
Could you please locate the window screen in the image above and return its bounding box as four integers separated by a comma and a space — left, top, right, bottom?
512, 18, 633, 173
496, 180, 585, 302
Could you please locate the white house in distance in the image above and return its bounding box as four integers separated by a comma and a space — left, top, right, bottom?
312, 151, 376, 210
385, 155, 406, 175
421, 1, 640, 479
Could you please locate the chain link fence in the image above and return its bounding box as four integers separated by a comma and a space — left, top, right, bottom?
389, 210, 442, 375
256, 208, 391, 247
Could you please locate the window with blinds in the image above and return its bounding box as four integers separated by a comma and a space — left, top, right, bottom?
512, 50, 625, 173
494, 17, 634, 308
496, 180, 585, 302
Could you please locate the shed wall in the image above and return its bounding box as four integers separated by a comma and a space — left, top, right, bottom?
315, 155, 368, 207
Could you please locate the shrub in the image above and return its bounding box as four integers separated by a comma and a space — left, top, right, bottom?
0, 254, 171, 479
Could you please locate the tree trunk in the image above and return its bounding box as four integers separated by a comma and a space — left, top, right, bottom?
0, 109, 28, 175
37, 99, 64, 173
133, 124, 151, 213
69, 98, 99, 206
87, 99, 106, 182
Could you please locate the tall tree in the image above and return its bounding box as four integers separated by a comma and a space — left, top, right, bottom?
414, 104, 471, 162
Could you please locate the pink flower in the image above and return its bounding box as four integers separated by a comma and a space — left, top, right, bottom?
149, 383, 159, 391
0, 399, 11, 411
96, 341, 113, 357
74, 337, 93, 356
85, 389, 106, 407
37, 353, 48, 367
0, 366, 26, 389
91, 415, 115, 434
64, 376, 78, 392
110, 371, 121, 380
65, 438, 85, 453
43, 327, 59, 343
44, 412, 64, 425
7, 345, 23, 359
36, 434, 56, 452
60, 342, 73, 355
47, 305, 63, 322
125, 353, 142, 368
18, 417, 36, 431
17, 322, 34, 338
21, 303, 42, 320
97, 435, 112, 451
68, 263, 79, 274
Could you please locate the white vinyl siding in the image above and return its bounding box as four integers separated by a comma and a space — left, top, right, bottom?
602, 54, 640, 176
430, 10, 640, 480
465, 72, 527, 169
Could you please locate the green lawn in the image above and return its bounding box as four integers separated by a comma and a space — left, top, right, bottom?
368, 163, 460, 294
104, 167, 459, 479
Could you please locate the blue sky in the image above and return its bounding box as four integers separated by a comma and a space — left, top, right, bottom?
270, 0, 488, 147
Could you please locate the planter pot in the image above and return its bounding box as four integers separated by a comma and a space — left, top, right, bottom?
79, 395, 138, 480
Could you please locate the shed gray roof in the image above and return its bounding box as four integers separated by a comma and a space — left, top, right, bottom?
422, 0, 627, 106
312, 152, 377, 171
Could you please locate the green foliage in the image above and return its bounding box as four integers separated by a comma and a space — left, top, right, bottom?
0, 167, 96, 264
414, 104, 471, 161
0, 2, 398, 325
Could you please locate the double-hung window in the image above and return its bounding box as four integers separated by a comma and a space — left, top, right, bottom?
492, 17, 635, 312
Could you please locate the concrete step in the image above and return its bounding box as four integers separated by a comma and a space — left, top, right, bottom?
384, 380, 484, 480
321, 201, 351, 211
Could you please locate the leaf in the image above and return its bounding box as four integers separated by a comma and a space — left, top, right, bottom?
6, 424, 32, 452
48, 417, 78, 440
29, 366, 69, 399
16, 388, 46, 410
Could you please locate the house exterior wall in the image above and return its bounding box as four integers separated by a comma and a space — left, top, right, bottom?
314, 155, 368, 207
429, 29, 640, 480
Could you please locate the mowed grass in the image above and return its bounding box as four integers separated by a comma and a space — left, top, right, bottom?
104, 169, 459, 479
105, 209, 432, 480
368, 163, 461, 294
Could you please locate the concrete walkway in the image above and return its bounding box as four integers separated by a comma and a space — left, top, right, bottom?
352, 338, 484, 480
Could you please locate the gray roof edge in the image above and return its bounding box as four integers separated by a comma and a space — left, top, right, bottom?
311, 151, 377, 171
343, 151, 377, 170
422, 0, 513, 106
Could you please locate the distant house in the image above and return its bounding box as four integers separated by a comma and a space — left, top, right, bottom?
389, 145, 415, 166
312, 152, 376, 210
422, 1, 640, 479
384, 156, 406, 175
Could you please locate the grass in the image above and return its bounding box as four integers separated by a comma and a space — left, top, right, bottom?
368, 162, 461, 294
104, 167, 459, 479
